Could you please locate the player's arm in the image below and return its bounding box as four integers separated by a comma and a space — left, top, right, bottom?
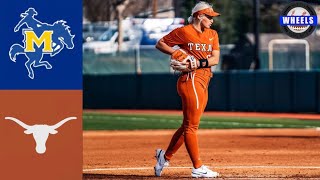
197, 30, 221, 68
197, 50, 220, 67
196, 50, 220, 68
155, 38, 175, 55
208, 50, 220, 66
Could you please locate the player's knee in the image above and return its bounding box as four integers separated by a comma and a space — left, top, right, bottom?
183, 124, 199, 134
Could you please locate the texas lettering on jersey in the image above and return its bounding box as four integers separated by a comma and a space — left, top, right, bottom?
187, 43, 214, 52
163, 24, 219, 60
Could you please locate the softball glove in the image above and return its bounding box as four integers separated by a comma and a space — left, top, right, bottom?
170, 49, 198, 72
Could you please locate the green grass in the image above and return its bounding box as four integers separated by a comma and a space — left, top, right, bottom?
83, 112, 320, 131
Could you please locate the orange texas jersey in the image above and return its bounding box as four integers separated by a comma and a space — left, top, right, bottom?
163, 24, 220, 61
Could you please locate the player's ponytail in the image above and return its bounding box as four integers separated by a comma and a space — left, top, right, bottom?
187, 16, 193, 24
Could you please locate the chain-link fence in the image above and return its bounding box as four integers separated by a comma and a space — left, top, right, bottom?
83, 45, 320, 75
83, 45, 238, 74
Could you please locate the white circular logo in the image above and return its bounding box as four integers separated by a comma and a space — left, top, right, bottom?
280, 1, 317, 39
287, 7, 310, 33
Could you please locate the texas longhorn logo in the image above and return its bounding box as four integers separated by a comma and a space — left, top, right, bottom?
9, 8, 75, 79
5, 116, 77, 154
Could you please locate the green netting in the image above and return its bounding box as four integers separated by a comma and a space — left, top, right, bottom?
83, 46, 171, 74
260, 51, 320, 71
83, 46, 320, 75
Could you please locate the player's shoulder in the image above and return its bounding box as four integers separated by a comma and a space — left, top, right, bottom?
173, 24, 190, 33
206, 28, 218, 35
173, 24, 199, 36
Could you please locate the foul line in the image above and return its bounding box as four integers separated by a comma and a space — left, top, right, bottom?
83, 165, 320, 172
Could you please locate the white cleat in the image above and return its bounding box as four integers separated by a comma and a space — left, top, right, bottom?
154, 149, 169, 176
191, 165, 219, 178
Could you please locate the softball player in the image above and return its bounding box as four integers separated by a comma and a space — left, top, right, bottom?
154, 1, 220, 178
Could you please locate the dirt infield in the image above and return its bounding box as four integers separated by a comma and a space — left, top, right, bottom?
83, 128, 320, 179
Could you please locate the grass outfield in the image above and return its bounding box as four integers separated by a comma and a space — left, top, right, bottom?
83, 112, 320, 130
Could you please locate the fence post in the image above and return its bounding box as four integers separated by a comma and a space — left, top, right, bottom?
135, 44, 142, 74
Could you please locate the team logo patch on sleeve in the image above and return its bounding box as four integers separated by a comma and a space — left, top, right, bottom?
9, 8, 75, 79
279, 1, 317, 39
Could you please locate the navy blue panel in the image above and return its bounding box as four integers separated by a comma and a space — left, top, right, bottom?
292, 71, 317, 112
207, 72, 229, 111
238, 72, 255, 111
273, 72, 292, 112
108, 75, 138, 109
228, 71, 256, 111
83, 75, 137, 109
139, 74, 180, 109
255, 71, 273, 112
83, 71, 320, 113
318, 71, 320, 113
0, 1, 82, 89
228, 72, 240, 111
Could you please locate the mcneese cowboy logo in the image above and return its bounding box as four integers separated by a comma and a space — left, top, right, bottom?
279, 1, 318, 39
9, 8, 75, 79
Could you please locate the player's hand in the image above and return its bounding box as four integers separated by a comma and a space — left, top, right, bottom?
170, 60, 192, 72
170, 49, 198, 72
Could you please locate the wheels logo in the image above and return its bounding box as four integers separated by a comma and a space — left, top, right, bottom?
279, 1, 318, 39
